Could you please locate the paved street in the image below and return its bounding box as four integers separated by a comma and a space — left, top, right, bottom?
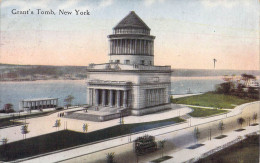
18, 101, 259, 163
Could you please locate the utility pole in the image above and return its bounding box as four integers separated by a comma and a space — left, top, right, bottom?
209, 128, 211, 140
213, 58, 217, 69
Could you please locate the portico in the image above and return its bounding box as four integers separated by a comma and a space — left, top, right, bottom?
87, 80, 132, 109
88, 89, 130, 108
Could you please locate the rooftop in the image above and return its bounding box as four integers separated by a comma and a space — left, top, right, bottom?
22, 98, 58, 102
114, 11, 150, 30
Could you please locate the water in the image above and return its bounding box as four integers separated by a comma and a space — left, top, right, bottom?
0, 80, 86, 111
170, 77, 223, 94
0, 77, 225, 111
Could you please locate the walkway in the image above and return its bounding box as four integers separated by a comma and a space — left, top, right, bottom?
164, 124, 259, 163
0, 104, 192, 144
17, 101, 259, 163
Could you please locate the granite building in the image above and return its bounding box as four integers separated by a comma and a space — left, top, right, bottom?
86, 11, 171, 116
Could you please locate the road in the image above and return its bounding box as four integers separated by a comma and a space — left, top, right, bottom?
57, 102, 260, 163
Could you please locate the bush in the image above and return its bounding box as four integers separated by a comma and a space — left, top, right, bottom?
55, 107, 64, 110
216, 82, 233, 94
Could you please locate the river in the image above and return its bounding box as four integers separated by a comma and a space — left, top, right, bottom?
0, 77, 225, 111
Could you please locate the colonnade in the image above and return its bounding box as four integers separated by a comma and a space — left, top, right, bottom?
89, 89, 130, 108
145, 88, 166, 107
110, 39, 154, 55
20, 98, 58, 111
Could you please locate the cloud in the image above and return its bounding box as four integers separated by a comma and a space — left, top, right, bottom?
98, 0, 114, 8
200, 0, 252, 8
143, 0, 165, 6
1, 0, 52, 10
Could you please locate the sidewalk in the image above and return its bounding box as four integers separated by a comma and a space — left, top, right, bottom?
19, 102, 259, 163
163, 124, 259, 163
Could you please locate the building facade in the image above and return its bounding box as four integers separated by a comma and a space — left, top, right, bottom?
86, 11, 171, 116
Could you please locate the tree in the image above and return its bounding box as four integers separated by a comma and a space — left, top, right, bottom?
21, 124, 30, 139
252, 113, 258, 124
1, 138, 8, 145
216, 82, 233, 94
64, 95, 75, 108
241, 73, 256, 87
237, 117, 245, 129
83, 123, 88, 133
158, 139, 166, 157
218, 121, 225, 136
194, 127, 200, 144
106, 152, 115, 163
54, 119, 61, 131
119, 116, 124, 125
1, 103, 15, 113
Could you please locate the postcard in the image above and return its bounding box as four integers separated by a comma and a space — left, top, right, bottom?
0, 0, 259, 163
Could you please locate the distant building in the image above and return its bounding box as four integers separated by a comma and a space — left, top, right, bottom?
86, 11, 171, 116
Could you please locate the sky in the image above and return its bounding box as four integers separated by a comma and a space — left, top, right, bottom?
0, 0, 259, 70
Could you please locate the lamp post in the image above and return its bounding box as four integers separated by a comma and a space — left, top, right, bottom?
208, 128, 212, 140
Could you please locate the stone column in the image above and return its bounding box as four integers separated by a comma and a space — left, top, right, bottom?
125, 39, 127, 54
109, 90, 113, 107
130, 39, 132, 54
135, 39, 137, 54
123, 90, 127, 108
95, 89, 99, 106
120, 39, 122, 54
102, 89, 106, 106
139, 39, 142, 54
116, 90, 120, 108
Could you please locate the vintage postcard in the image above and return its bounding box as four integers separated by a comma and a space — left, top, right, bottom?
0, 0, 259, 163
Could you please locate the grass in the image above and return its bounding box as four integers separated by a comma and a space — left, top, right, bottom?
151, 156, 173, 163
197, 135, 259, 163
0, 117, 183, 161
0, 121, 24, 128
171, 92, 256, 109
188, 107, 228, 117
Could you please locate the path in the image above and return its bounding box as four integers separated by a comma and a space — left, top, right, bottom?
17, 101, 259, 163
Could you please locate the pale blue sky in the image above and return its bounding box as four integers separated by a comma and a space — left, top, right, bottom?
0, 0, 259, 70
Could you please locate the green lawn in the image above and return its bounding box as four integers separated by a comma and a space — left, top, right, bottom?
0, 121, 24, 128
171, 92, 256, 109
0, 117, 184, 161
151, 156, 173, 163
189, 107, 228, 117
197, 135, 259, 163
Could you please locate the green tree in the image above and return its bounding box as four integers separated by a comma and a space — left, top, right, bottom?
194, 127, 200, 144
218, 120, 225, 136
83, 123, 88, 133
2, 138, 8, 145
106, 152, 115, 163
252, 113, 258, 124
158, 139, 166, 157
241, 73, 256, 87
21, 124, 30, 139
2, 103, 15, 113
64, 95, 75, 108
119, 116, 124, 125
54, 119, 61, 131
237, 117, 245, 129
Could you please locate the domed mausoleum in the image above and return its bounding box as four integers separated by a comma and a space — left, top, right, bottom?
85, 11, 171, 120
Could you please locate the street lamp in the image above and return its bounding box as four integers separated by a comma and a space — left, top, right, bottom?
208, 128, 212, 140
